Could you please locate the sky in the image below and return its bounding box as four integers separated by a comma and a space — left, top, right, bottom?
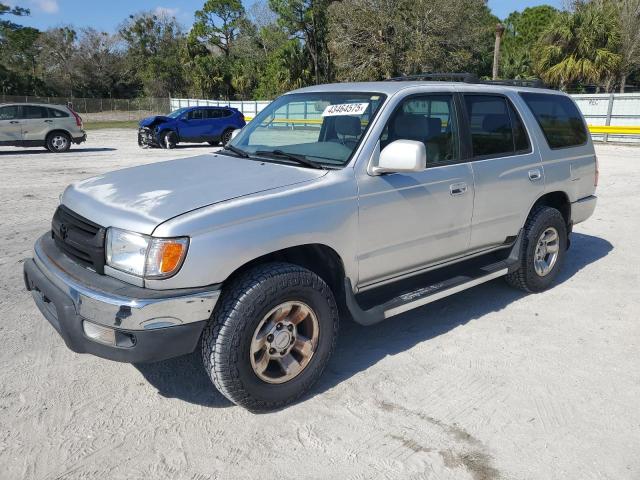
5, 0, 564, 32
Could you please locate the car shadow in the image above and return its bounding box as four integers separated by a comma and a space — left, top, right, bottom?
0, 147, 117, 155
134, 232, 612, 409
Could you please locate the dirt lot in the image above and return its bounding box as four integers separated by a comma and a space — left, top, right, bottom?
0, 130, 638, 480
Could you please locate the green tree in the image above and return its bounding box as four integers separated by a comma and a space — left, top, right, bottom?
328, 0, 496, 81
615, 0, 640, 91
500, 5, 561, 79
534, 1, 622, 90
119, 11, 187, 97
192, 0, 245, 58
269, 0, 332, 84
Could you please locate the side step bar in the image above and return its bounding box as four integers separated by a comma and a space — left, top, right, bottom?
345, 234, 522, 326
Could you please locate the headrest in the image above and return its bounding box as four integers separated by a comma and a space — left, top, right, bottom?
335, 116, 361, 137
393, 114, 429, 141
482, 114, 510, 133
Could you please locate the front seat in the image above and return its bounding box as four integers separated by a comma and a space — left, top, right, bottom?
334, 116, 362, 148
391, 113, 440, 162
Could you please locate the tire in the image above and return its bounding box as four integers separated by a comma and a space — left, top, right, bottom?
160, 130, 177, 149
45, 131, 71, 153
220, 128, 234, 145
201, 262, 339, 411
505, 205, 567, 293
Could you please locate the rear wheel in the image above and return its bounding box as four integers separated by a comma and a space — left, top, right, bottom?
46, 132, 71, 153
201, 263, 339, 411
505, 206, 567, 292
160, 130, 177, 149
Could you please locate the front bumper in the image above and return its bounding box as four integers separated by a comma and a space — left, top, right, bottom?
23, 235, 220, 363
138, 127, 158, 147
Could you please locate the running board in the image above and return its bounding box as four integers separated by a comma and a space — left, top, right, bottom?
345, 261, 512, 326
344, 231, 523, 326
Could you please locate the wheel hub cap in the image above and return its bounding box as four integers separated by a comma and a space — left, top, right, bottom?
249, 301, 319, 384
534, 227, 560, 277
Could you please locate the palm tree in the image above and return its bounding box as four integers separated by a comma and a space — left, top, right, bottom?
534, 1, 621, 91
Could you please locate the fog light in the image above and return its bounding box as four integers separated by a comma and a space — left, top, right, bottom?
83, 321, 116, 346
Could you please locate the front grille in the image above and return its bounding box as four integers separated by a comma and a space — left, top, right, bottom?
51, 205, 106, 273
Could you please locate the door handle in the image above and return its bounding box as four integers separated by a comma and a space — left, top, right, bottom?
44, 120, 53, 123
450, 182, 468, 196
528, 169, 542, 181
9, 120, 20, 124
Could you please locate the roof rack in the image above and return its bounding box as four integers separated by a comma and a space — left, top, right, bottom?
385, 73, 547, 89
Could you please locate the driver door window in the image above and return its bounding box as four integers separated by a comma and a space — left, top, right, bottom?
381, 94, 460, 165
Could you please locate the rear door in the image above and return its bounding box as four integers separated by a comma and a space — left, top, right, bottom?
461, 93, 543, 250
20, 105, 51, 143
0, 105, 22, 143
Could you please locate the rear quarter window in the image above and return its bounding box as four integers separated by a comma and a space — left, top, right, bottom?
48, 108, 70, 118
520, 92, 587, 149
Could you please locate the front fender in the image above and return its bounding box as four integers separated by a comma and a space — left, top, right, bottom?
145, 171, 359, 290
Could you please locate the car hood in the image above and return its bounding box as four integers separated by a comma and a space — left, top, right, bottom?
61, 154, 328, 235
139, 115, 172, 127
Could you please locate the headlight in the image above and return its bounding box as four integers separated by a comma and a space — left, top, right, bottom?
105, 227, 189, 279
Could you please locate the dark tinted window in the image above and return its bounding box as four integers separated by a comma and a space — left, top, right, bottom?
465, 95, 521, 157
381, 94, 459, 165
187, 109, 204, 120
0, 105, 19, 120
520, 92, 587, 149
222, 109, 233, 117
205, 109, 222, 119
23, 105, 48, 119
48, 107, 69, 118
508, 102, 530, 152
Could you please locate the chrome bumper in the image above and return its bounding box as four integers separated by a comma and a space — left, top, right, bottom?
571, 195, 597, 225
32, 235, 220, 331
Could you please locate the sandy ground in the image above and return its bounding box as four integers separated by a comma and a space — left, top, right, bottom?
0, 130, 638, 480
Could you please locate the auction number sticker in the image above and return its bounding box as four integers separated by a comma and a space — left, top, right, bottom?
322, 103, 369, 117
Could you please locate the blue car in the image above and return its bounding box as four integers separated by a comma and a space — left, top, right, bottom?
138, 106, 246, 149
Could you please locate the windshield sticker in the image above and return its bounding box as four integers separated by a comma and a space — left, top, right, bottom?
322, 103, 369, 117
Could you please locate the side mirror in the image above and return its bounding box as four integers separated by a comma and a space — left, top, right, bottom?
371, 140, 426, 175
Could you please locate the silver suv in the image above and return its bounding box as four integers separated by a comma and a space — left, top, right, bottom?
24, 79, 597, 411
0, 103, 86, 152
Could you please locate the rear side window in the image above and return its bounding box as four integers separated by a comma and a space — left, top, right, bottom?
222, 109, 233, 117
464, 95, 531, 158
48, 108, 69, 118
520, 92, 587, 149
23, 106, 48, 119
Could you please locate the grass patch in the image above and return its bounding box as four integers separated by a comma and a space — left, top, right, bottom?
84, 120, 139, 130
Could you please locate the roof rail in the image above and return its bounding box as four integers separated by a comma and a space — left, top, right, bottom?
386, 73, 479, 82
385, 73, 547, 88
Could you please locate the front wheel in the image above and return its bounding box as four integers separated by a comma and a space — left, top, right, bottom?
201, 263, 339, 411
160, 130, 177, 149
505, 206, 567, 293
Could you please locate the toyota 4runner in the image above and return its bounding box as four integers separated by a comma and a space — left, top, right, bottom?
24, 78, 598, 411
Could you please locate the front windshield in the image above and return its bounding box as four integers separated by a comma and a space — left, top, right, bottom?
167, 108, 188, 119
229, 92, 386, 167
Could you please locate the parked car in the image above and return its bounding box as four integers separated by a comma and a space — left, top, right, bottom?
24, 77, 597, 411
138, 106, 246, 149
0, 103, 86, 152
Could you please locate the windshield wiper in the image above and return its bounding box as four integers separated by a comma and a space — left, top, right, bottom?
255, 149, 324, 170
222, 144, 250, 158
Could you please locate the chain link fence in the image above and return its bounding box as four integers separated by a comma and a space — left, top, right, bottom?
0, 95, 171, 122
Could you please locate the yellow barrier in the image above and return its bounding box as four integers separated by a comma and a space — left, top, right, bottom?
588, 125, 640, 135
